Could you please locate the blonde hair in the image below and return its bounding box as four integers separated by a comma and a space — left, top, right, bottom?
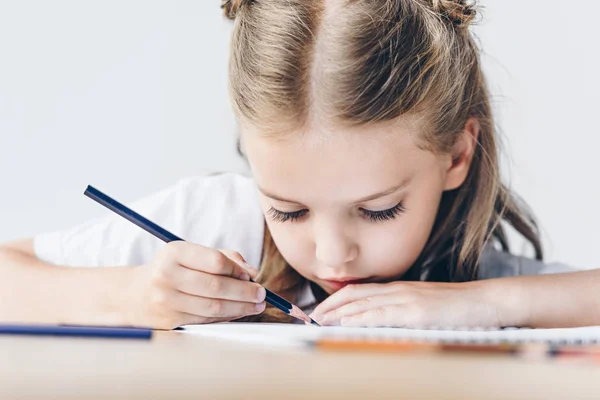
222, 0, 542, 322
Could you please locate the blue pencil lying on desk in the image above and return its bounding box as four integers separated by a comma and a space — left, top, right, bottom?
84, 185, 320, 327
0, 324, 152, 339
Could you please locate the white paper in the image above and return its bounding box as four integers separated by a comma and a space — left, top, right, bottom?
180, 323, 600, 348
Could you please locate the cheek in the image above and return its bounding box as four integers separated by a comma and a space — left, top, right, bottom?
358, 192, 442, 278
259, 195, 316, 279
264, 219, 316, 278
357, 221, 431, 278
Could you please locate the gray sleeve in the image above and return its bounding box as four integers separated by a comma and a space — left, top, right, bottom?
478, 247, 579, 280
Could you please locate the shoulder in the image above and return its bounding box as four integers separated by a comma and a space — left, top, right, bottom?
34, 172, 265, 268
174, 172, 265, 266
477, 246, 579, 280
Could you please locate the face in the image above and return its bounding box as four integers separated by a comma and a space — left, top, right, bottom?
243, 118, 470, 294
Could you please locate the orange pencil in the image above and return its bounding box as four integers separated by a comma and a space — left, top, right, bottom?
313, 339, 524, 354
314, 339, 600, 362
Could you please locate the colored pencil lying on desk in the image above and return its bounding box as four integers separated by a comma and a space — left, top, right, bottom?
314, 339, 524, 354
0, 324, 152, 339
84, 185, 320, 327
313, 339, 600, 360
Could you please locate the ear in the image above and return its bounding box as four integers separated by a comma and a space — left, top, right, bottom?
443, 117, 480, 191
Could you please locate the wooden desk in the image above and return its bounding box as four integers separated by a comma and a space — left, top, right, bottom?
1, 330, 599, 399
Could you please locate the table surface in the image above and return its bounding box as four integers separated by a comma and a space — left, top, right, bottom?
1, 330, 599, 400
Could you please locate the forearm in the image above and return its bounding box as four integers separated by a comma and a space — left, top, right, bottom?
484, 269, 600, 328
0, 246, 136, 326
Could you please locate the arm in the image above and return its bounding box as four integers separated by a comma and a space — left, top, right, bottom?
0, 238, 135, 325
0, 239, 263, 329
0, 175, 266, 328
311, 268, 600, 329
489, 269, 600, 328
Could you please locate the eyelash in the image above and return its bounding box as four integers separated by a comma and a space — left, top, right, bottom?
267, 208, 309, 223
267, 202, 406, 223
360, 202, 406, 222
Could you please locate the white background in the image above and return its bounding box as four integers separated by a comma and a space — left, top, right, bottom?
0, 1, 598, 269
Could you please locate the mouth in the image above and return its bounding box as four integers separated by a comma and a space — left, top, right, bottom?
320, 277, 372, 291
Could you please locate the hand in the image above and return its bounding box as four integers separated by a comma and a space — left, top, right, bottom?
310, 281, 503, 328
126, 242, 266, 330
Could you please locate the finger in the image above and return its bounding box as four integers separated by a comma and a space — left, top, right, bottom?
311, 283, 399, 320
339, 305, 406, 328
163, 242, 250, 280
219, 249, 259, 280
176, 312, 233, 327
168, 265, 266, 303
177, 310, 257, 327
170, 290, 267, 319
317, 293, 404, 326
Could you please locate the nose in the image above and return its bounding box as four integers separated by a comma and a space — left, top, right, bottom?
314, 220, 358, 269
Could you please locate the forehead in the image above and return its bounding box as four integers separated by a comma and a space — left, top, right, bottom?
242, 118, 438, 204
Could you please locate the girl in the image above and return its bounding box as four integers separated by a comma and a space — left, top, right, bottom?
1, 0, 598, 330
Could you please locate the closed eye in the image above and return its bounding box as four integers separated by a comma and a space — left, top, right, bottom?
267, 207, 308, 223
359, 201, 406, 222
267, 202, 406, 224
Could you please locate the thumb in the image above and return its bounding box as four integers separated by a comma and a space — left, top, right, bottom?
219, 249, 259, 280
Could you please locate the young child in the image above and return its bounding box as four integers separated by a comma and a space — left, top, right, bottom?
1, 0, 597, 330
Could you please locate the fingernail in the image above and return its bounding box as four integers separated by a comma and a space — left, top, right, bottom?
240, 273, 250, 281
255, 302, 266, 312
256, 286, 266, 302
309, 312, 320, 321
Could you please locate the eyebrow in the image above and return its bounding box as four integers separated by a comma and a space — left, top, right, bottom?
257, 177, 412, 204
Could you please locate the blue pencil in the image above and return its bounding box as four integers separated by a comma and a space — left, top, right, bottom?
84, 185, 320, 327
0, 324, 152, 339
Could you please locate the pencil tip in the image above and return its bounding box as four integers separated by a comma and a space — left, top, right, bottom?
290, 304, 321, 326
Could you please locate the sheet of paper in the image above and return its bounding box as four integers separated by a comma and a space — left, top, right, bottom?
180, 323, 600, 348
180, 323, 322, 349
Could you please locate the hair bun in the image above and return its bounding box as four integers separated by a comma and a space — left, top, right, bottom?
221, 0, 253, 20
432, 0, 477, 27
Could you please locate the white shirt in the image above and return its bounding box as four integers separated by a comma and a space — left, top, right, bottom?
34, 173, 576, 312
35, 173, 265, 269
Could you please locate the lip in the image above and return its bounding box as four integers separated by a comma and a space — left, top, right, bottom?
320, 277, 371, 290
